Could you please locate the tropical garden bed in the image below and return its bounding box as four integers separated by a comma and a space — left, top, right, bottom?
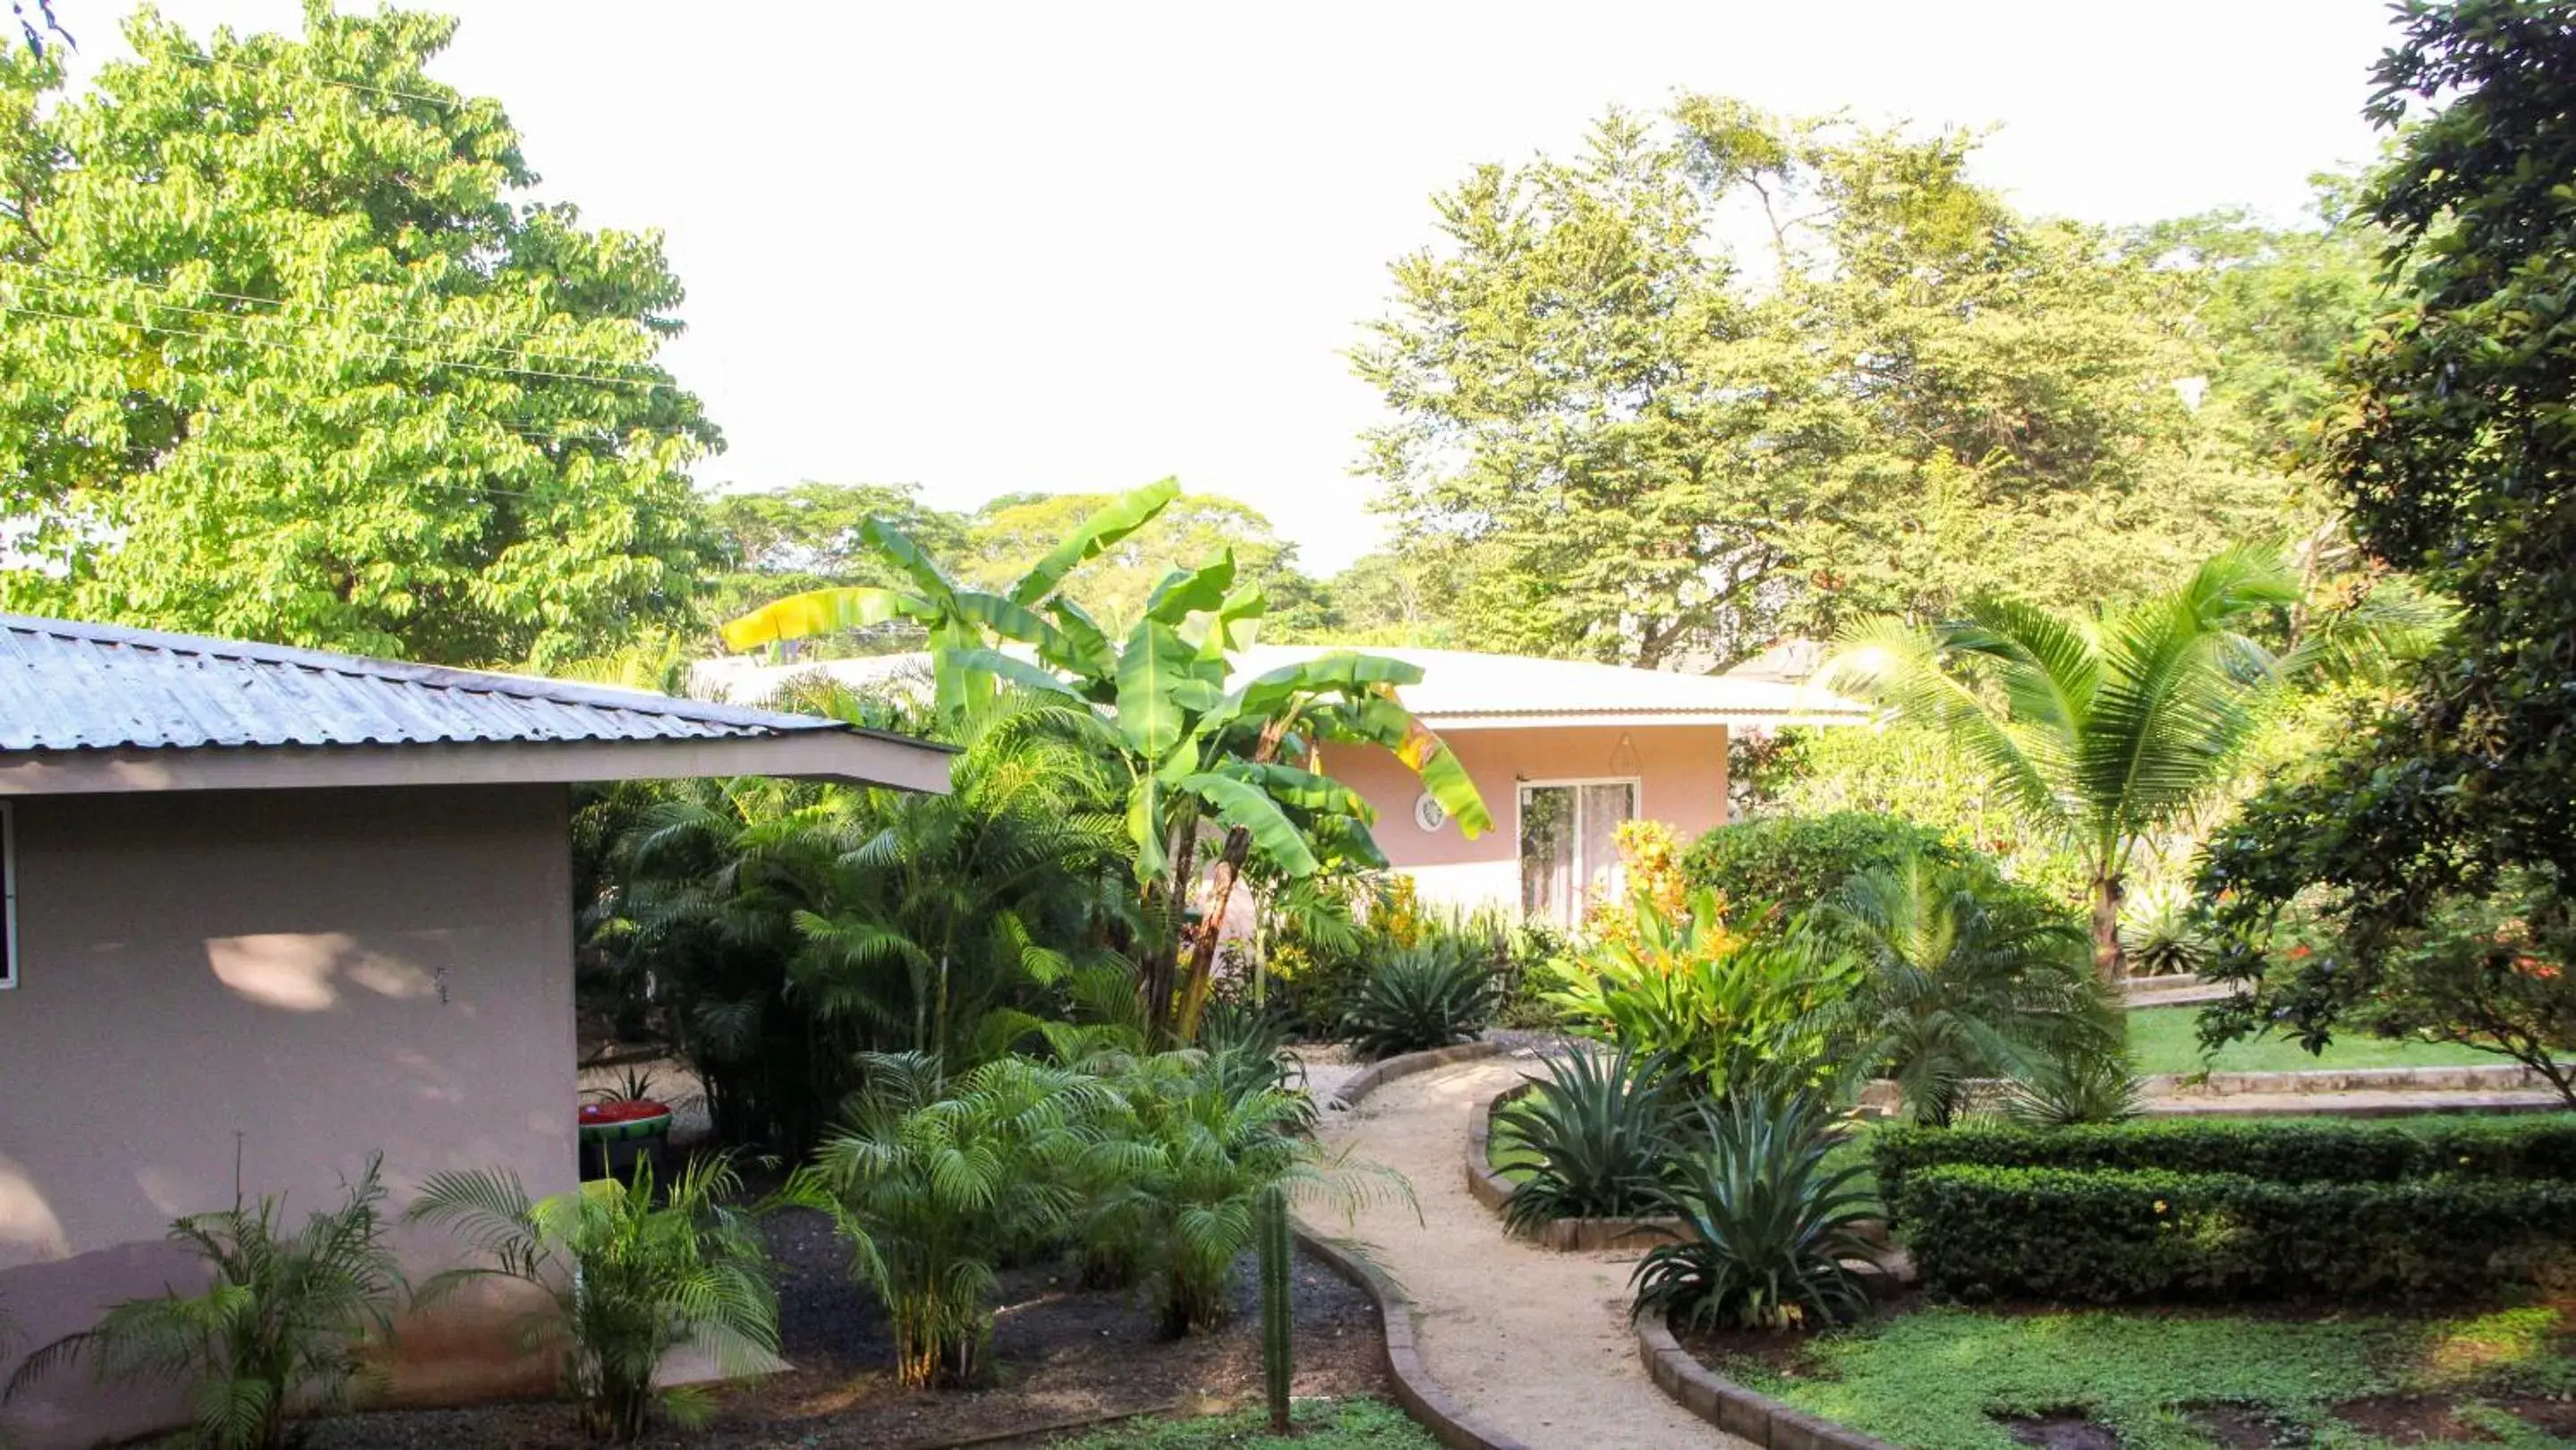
302, 1205, 1388, 1450
1687, 1299, 2576, 1450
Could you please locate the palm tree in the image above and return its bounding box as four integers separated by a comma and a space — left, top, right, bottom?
1824, 549, 2301, 980
1815, 855, 2106, 1124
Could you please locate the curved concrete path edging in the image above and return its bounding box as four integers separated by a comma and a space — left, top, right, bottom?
1637, 1311, 1901, 1450
1328, 1040, 1503, 1110
1466, 1079, 1692, 1252
1291, 1224, 1535, 1450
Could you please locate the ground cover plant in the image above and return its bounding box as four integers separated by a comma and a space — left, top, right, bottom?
1709, 1302, 2576, 1450
2127, 1006, 2533, 1077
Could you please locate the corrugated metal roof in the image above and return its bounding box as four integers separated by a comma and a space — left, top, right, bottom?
689, 644, 1872, 724
0, 612, 880, 753
1232, 646, 1871, 721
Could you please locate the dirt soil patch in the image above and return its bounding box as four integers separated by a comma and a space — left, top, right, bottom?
2335, 1391, 2576, 1443
1995, 1412, 2122, 1450
307, 1205, 1384, 1449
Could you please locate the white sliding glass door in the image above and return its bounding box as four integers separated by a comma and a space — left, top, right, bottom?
1518, 780, 1638, 926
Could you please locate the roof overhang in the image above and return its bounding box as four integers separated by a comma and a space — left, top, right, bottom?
1418, 711, 1874, 731
0, 731, 955, 798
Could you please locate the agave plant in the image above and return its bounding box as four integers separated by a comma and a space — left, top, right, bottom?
1340, 942, 1499, 1060
4, 1156, 404, 1450
2006, 1045, 2147, 1127
407, 1155, 777, 1443
1494, 1048, 1684, 1234
795, 1053, 1120, 1386
1630, 1093, 1878, 1334
2120, 886, 2215, 978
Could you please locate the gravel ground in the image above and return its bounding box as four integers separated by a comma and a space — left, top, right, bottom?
306, 1206, 1384, 1449
1314, 1055, 1753, 1450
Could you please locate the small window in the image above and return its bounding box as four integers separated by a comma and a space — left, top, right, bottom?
1, 801, 16, 989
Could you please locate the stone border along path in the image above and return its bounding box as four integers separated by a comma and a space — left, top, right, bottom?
1311, 1052, 1756, 1450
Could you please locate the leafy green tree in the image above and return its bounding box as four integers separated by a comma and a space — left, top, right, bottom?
1355, 98, 2290, 667
1828, 550, 2306, 980
701, 482, 968, 644
2200, 0, 2576, 1062
0, 4, 716, 667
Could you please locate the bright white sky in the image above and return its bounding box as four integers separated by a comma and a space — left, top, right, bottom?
74, 2, 2397, 574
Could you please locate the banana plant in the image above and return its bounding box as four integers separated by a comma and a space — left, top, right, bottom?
719, 480, 1493, 1043
719, 477, 1181, 718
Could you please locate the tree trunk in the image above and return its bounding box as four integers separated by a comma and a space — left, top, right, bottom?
1143, 822, 1200, 1042
1172, 721, 1292, 1041
2091, 873, 2128, 984
1176, 824, 1254, 1041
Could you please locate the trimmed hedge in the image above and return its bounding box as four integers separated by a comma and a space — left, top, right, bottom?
1872, 1114, 2576, 1210
1898, 1164, 2576, 1303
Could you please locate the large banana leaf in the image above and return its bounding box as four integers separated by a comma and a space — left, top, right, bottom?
1008, 477, 1181, 606
1143, 550, 1238, 625
1213, 760, 1375, 822
948, 590, 1077, 661
1128, 772, 1168, 880
1044, 597, 1118, 682
861, 517, 961, 604
1177, 772, 1320, 877
1306, 694, 1492, 837
1117, 619, 1201, 759
1196, 584, 1268, 661
946, 647, 1088, 703
720, 585, 928, 652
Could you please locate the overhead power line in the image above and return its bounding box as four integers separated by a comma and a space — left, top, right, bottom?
0, 293, 698, 396
0, 261, 676, 382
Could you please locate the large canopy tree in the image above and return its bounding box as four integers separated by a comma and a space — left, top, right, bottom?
2199, 0, 2576, 1059
1355, 98, 2290, 668
0, 3, 717, 666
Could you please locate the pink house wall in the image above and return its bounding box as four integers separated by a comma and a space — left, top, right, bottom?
1316, 723, 1729, 910
0, 785, 578, 1448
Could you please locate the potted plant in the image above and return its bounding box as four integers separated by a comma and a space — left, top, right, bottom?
578, 1066, 672, 1181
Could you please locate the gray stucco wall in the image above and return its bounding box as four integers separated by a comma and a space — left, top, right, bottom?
0, 784, 578, 1447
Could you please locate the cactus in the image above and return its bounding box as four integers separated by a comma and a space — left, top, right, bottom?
1257, 1184, 1293, 1432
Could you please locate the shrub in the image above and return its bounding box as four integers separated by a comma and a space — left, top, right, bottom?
1551, 887, 1856, 1099
1495, 1049, 1685, 1233
1629, 1092, 1879, 1333
1869, 1113, 2576, 1210
796, 1053, 1119, 1386
5, 1156, 404, 1450
1813, 854, 2104, 1125
1898, 1164, 2576, 1303
1340, 942, 1498, 1060
2002, 1048, 2146, 1128
1681, 813, 1970, 922
410, 1155, 777, 1442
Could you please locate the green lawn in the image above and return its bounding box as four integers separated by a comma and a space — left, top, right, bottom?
2126, 1006, 2516, 1077
1720, 1303, 2576, 1450
1049, 1398, 1433, 1448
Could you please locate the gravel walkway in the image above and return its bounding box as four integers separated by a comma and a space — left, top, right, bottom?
1314, 1056, 1751, 1450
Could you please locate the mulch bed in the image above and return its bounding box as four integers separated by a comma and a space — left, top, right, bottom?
307, 1205, 1385, 1449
